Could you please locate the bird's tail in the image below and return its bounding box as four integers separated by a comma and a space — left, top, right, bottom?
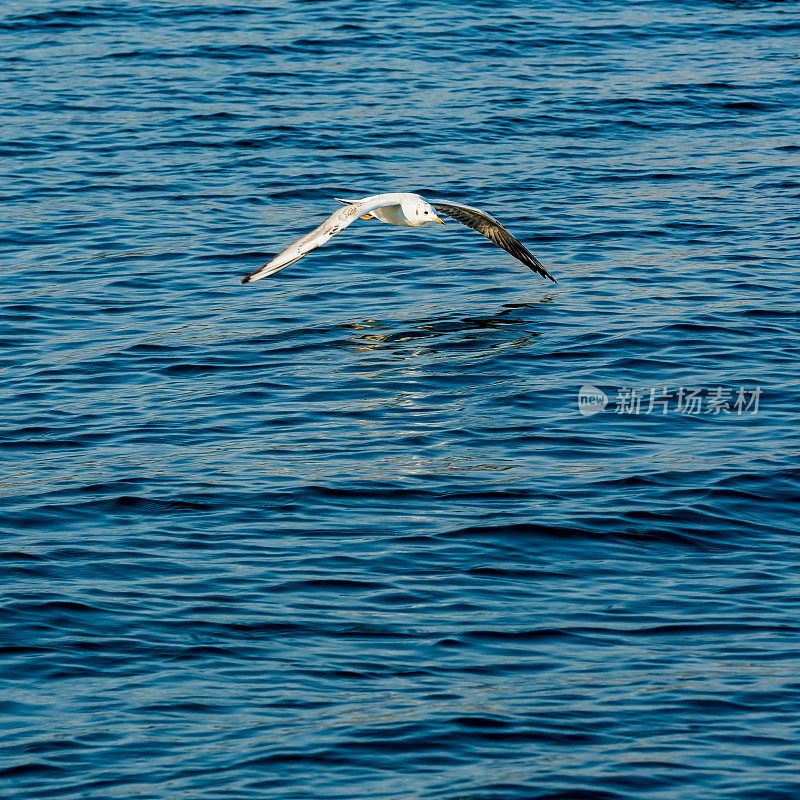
334, 197, 375, 220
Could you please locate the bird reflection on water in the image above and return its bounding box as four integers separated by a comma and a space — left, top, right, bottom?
341, 298, 556, 354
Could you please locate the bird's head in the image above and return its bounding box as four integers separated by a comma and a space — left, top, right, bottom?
407, 197, 445, 227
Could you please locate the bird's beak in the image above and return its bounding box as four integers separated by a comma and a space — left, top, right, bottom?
434, 215, 445, 225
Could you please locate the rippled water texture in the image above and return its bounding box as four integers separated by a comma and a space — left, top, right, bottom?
2, 1, 800, 798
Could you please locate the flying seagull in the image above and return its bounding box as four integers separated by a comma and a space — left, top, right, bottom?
240, 192, 556, 284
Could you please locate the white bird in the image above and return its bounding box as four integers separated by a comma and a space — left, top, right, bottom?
240, 192, 556, 284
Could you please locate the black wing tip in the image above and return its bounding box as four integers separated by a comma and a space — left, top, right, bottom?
533, 268, 557, 283
521, 254, 557, 283
241, 266, 266, 283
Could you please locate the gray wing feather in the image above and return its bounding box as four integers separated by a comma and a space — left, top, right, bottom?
431, 200, 556, 283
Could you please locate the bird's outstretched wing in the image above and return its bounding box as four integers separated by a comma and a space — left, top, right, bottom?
241, 194, 403, 283
431, 200, 556, 282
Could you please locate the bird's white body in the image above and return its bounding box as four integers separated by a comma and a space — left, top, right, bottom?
370, 204, 414, 226
240, 191, 555, 284
334, 193, 434, 227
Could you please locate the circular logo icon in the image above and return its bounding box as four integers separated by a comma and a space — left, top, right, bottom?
578, 385, 608, 416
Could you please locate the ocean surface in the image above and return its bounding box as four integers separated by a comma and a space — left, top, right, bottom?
2, 1, 800, 798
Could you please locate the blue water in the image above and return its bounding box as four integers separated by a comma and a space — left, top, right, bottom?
2, 1, 800, 798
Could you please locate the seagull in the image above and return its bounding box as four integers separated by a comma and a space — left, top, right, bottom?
240, 192, 556, 284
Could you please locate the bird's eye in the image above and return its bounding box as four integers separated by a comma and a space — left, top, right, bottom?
424, 211, 429, 215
